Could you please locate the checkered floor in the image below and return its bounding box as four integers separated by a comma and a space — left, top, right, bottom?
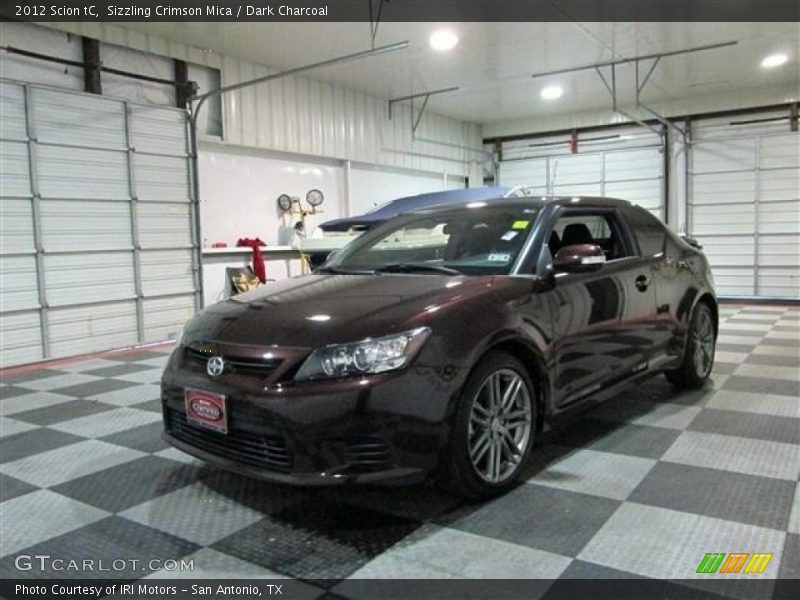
1, 304, 798, 595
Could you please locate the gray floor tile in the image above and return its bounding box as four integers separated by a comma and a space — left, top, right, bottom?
733, 363, 800, 382
578, 502, 785, 580
48, 378, 139, 398
759, 337, 800, 348
114, 369, 164, 384
662, 431, 800, 481
706, 390, 800, 419
101, 421, 168, 453
120, 481, 267, 545
0, 472, 38, 503
556, 559, 647, 579
49, 407, 162, 438
0, 516, 199, 579
525, 446, 656, 500
0, 369, 67, 385
789, 482, 800, 535
0, 427, 84, 464
746, 353, 800, 368
15, 372, 102, 392
688, 408, 800, 445
0, 386, 36, 400
58, 359, 126, 373
84, 363, 155, 378
0, 391, 74, 416
629, 462, 796, 530
113, 350, 174, 363
136, 398, 165, 413
53, 455, 203, 513
712, 362, 739, 375
717, 343, 760, 354
9, 399, 117, 426
554, 418, 681, 460
0, 490, 109, 557
89, 383, 160, 407
722, 375, 799, 398
443, 483, 620, 557
779, 533, 800, 579
0, 440, 145, 487
0, 417, 38, 438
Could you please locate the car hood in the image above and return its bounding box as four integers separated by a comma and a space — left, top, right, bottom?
183, 273, 505, 348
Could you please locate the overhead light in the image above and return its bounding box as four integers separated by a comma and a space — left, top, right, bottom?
306, 314, 331, 322
429, 29, 458, 52
761, 53, 788, 68
540, 85, 563, 100
466, 202, 487, 209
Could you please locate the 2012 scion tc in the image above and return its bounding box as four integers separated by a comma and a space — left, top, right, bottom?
162, 196, 717, 498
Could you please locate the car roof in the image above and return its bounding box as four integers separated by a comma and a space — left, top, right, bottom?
411, 195, 637, 215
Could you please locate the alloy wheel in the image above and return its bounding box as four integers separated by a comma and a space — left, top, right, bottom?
468, 368, 533, 483
692, 308, 715, 378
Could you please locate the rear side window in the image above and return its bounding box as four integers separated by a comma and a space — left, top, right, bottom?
624, 207, 667, 257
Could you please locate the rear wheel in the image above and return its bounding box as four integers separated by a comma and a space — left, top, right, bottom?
438, 351, 536, 499
665, 302, 716, 389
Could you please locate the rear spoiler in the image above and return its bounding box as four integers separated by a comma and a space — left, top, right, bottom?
680, 235, 703, 250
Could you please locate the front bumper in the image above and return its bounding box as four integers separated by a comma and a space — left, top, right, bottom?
160, 350, 460, 486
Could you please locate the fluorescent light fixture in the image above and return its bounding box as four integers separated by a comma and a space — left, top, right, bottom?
306, 314, 331, 322
761, 53, 788, 68
466, 202, 487, 208
540, 85, 564, 100
429, 29, 459, 52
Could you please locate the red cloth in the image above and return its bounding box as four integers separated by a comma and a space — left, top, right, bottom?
236, 237, 266, 283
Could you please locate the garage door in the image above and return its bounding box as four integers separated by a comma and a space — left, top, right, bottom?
497, 126, 666, 219
0, 80, 200, 367
688, 112, 799, 299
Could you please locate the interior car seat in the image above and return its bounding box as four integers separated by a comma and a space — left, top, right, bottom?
561, 223, 594, 246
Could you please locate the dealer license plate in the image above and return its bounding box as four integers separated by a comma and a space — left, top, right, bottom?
184, 388, 228, 434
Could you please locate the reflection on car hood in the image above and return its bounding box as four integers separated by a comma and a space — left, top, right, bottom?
184, 274, 503, 347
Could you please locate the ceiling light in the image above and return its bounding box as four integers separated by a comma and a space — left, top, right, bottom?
306, 314, 331, 322
540, 85, 564, 100
429, 29, 458, 52
761, 53, 788, 68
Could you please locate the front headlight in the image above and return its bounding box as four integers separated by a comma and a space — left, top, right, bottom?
294, 327, 431, 381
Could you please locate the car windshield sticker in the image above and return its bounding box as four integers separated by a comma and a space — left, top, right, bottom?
488, 253, 511, 262
501, 231, 518, 241
511, 220, 530, 230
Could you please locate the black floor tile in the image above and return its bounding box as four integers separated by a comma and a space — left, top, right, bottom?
52, 456, 203, 513
84, 363, 155, 378
722, 375, 799, 398
0, 473, 38, 502
629, 463, 796, 531
746, 354, 800, 368
0, 386, 36, 400
0, 428, 85, 463
442, 484, 620, 557
0, 369, 68, 385
101, 421, 168, 453
113, 350, 173, 363
49, 378, 138, 398
9, 399, 117, 426
688, 408, 800, 445
554, 418, 681, 460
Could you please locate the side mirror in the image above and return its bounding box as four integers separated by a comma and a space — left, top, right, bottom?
553, 244, 606, 273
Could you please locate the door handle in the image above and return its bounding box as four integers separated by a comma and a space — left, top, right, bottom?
635, 274, 651, 292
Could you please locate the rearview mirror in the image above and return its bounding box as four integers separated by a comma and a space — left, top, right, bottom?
553, 244, 606, 273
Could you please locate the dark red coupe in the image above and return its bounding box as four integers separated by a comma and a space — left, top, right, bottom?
162, 196, 717, 497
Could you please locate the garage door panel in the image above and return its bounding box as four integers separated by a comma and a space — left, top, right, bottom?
143, 296, 194, 342
140, 249, 195, 296
0, 256, 39, 312
692, 139, 755, 173
0, 311, 43, 367
0, 141, 32, 197
552, 154, 602, 185
135, 154, 190, 202
44, 252, 136, 306
0, 83, 27, 141
553, 183, 602, 197
604, 180, 661, 211
697, 236, 754, 267
49, 301, 138, 358
604, 148, 662, 181
498, 158, 547, 189
759, 236, 800, 266
129, 105, 188, 156
37, 145, 128, 200
40, 200, 133, 252
760, 168, 799, 203
758, 267, 800, 298
760, 135, 799, 169
691, 171, 755, 204
712, 267, 755, 297
32, 88, 125, 149
759, 201, 800, 235
0, 198, 34, 254
137, 203, 192, 249
691, 204, 755, 236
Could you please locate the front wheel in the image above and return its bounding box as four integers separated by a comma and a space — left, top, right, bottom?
438, 351, 536, 499
665, 302, 716, 389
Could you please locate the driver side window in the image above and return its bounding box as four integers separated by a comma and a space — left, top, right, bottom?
548, 211, 632, 262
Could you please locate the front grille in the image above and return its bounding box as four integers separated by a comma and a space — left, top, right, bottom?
345, 437, 393, 473
184, 346, 282, 379
165, 407, 291, 472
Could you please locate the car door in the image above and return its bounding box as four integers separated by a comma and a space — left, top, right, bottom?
541, 207, 660, 407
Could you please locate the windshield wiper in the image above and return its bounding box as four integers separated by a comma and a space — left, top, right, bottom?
373, 263, 462, 276
315, 266, 373, 275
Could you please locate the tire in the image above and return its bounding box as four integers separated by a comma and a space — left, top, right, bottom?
665, 302, 716, 389
437, 351, 537, 499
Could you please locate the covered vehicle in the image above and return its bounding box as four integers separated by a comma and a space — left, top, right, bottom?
319, 186, 509, 232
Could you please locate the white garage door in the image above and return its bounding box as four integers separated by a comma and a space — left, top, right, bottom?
689, 112, 799, 299
0, 80, 200, 367
497, 126, 666, 219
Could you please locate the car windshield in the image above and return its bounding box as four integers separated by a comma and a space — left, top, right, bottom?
323, 205, 539, 276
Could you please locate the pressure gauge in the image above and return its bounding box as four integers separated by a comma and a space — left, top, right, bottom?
277, 194, 292, 212
306, 189, 324, 208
